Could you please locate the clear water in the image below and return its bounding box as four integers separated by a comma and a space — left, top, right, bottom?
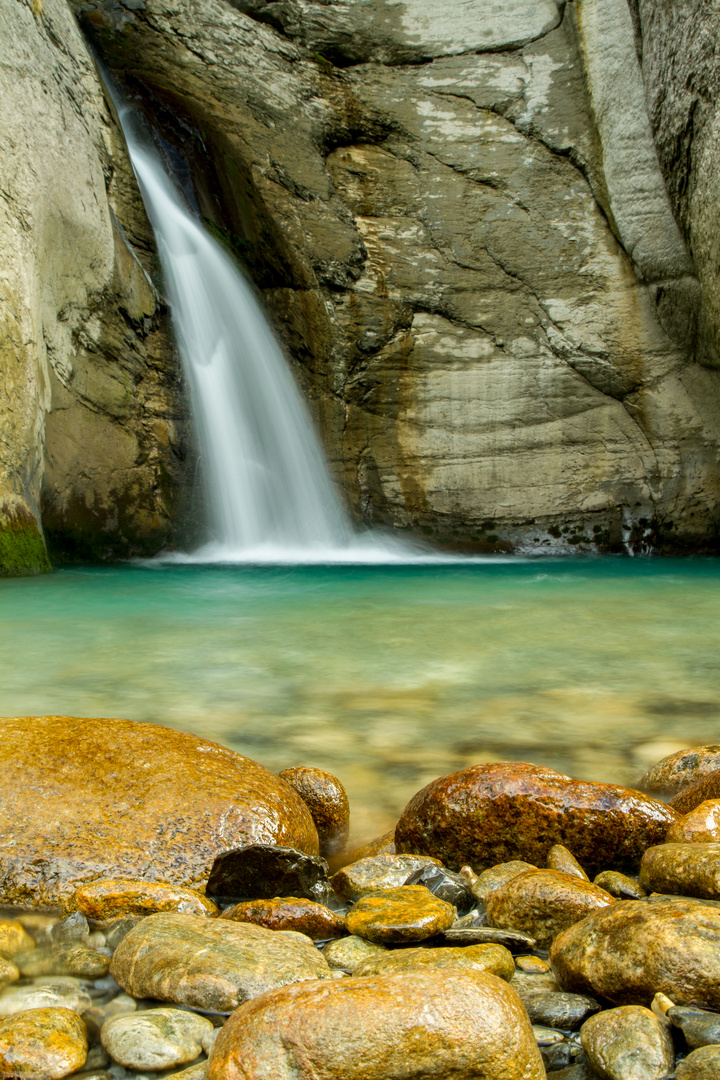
2, 559, 719, 843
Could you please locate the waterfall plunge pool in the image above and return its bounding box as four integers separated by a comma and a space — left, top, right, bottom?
1, 558, 718, 843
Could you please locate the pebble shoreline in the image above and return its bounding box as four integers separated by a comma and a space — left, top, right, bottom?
2, 734, 720, 1079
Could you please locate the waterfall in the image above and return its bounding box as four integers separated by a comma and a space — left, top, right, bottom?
111, 91, 357, 561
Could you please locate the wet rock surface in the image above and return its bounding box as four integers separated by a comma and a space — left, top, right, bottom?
0, 920, 35, 957
353, 942, 515, 982
100, 1007, 212, 1070
330, 853, 440, 902
74, 879, 219, 922
0, 718, 319, 907
219, 897, 343, 939
592, 870, 647, 900
522, 990, 601, 1030
671, 772, 720, 814
547, 845, 589, 880
110, 912, 331, 1011
404, 862, 475, 913
395, 763, 677, 873
443, 925, 537, 951
667, 801, 720, 844
0, 1007, 88, 1080
207, 969, 545, 1080
640, 842, 720, 899
550, 898, 720, 1009
0, 982, 92, 1017
206, 844, 329, 903
640, 745, 720, 798
472, 861, 538, 901
675, 1045, 720, 1078
321, 935, 387, 973
14, 945, 110, 979
344, 884, 456, 943
486, 869, 616, 948
580, 1005, 674, 1080
277, 767, 350, 857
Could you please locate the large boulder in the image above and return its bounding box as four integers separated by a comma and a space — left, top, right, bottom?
395, 762, 677, 874
550, 898, 720, 1009
0, 717, 318, 908
639, 745, 720, 798
207, 969, 545, 1079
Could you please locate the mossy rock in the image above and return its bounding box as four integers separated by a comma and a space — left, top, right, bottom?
0, 501, 51, 577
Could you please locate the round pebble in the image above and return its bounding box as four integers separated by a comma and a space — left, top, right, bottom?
344, 884, 455, 943
100, 1007, 213, 1070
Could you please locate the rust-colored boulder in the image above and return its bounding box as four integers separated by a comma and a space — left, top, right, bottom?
667, 800, 720, 844
0, 716, 318, 908
219, 897, 344, 939
640, 745, 720, 798
207, 970, 545, 1080
671, 771, 720, 814
278, 767, 349, 857
640, 843, 720, 900
344, 885, 455, 943
550, 898, 720, 1009
395, 762, 677, 874
0, 1007, 87, 1079
73, 879, 219, 921
486, 870, 615, 949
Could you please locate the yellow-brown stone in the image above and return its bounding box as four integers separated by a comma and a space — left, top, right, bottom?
546, 845, 588, 880
353, 942, 515, 981
73, 878, 218, 922
0, 958, 18, 990
640, 843, 720, 900
219, 897, 343, 939
486, 870, 616, 949
331, 854, 441, 902
344, 884, 455, 943
278, 767, 350, 857
14, 944, 109, 979
0, 716, 319, 909
0, 921, 34, 957
346, 830, 396, 863
667, 800, 720, 844
0, 1007, 87, 1079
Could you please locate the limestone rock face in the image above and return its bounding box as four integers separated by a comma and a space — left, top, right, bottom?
0, 0, 189, 574
394, 762, 677, 874
0, 716, 319, 908
207, 970, 545, 1080
78, 0, 720, 552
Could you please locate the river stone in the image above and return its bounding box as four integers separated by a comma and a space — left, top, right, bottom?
0, 982, 91, 1017
511, 971, 561, 998
404, 862, 475, 913
0, 1007, 88, 1079
522, 991, 601, 1030
443, 925, 537, 951
515, 956, 550, 973
676, 1045, 720, 1078
14, 945, 110, 979
472, 861, 538, 902
206, 844, 329, 902
354, 942, 515, 981
344, 884, 455, 943
104, 918, 143, 952
0, 957, 18, 992
101, 1008, 213, 1070
486, 870, 616, 949
110, 912, 331, 1012
321, 935, 386, 973
169, 1066, 207, 1080
74, 878, 218, 921
219, 897, 343, 939
667, 801, 720, 844
547, 845, 589, 881
593, 870, 647, 900
580, 1005, 674, 1080
640, 745, 720, 798
206, 969, 545, 1080
51, 913, 90, 946
668, 1005, 720, 1049
0, 919, 35, 956
0, 717, 318, 908
347, 830, 396, 862
550, 898, 720, 1009
672, 772, 720, 814
278, 767, 350, 857
330, 854, 440, 902
640, 843, 720, 899
395, 763, 678, 874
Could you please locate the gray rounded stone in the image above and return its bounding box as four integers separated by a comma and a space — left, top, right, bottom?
101, 1007, 213, 1070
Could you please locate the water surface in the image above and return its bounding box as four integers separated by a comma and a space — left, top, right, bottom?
1, 559, 718, 842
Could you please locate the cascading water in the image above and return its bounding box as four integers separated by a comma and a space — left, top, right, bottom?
111, 89, 358, 561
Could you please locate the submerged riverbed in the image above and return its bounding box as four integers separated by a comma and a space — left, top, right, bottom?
1, 558, 719, 843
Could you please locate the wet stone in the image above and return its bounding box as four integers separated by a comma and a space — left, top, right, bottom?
110, 912, 331, 1012
74, 879, 218, 922
330, 854, 440, 903
15, 944, 110, 979
0, 1006, 88, 1080
104, 918, 143, 952
207, 844, 330, 903
532, 1025, 565, 1044
593, 870, 647, 900
668, 1005, 720, 1049
546, 845, 589, 881
0, 956, 19, 988
219, 897, 343, 939
0, 981, 91, 1016
353, 942, 515, 982
522, 991, 601, 1030
640, 842, 720, 899
676, 1045, 720, 1078
472, 861, 537, 902
404, 862, 475, 914
168, 1066, 207, 1080
101, 1007, 213, 1071
321, 935, 386, 973
672, 771, 720, 814
510, 972, 561, 998
344, 884, 455, 944
515, 956, 550, 973
641, 745, 720, 798
539, 1041, 585, 1073
278, 767, 350, 858
443, 925, 537, 951
52, 912, 90, 946
0, 919, 34, 956
347, 830, 395, 862
580, 1005, 674, 1080
667, 800, 720, 844
97, 994, 137, 1024
486, 870, 616, 949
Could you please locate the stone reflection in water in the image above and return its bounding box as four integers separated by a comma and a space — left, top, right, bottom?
0, 561, 719, 843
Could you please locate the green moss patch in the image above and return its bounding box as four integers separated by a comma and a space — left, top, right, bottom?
0, 507, 52, 577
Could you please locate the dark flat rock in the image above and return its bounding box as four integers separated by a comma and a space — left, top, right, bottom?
207, 844, 330, 903
405, 864, 475, 914
442, 926, 536, 951
522, 990, 601, 1030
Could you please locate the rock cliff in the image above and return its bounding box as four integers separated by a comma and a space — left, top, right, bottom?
1, 0, 719, 566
